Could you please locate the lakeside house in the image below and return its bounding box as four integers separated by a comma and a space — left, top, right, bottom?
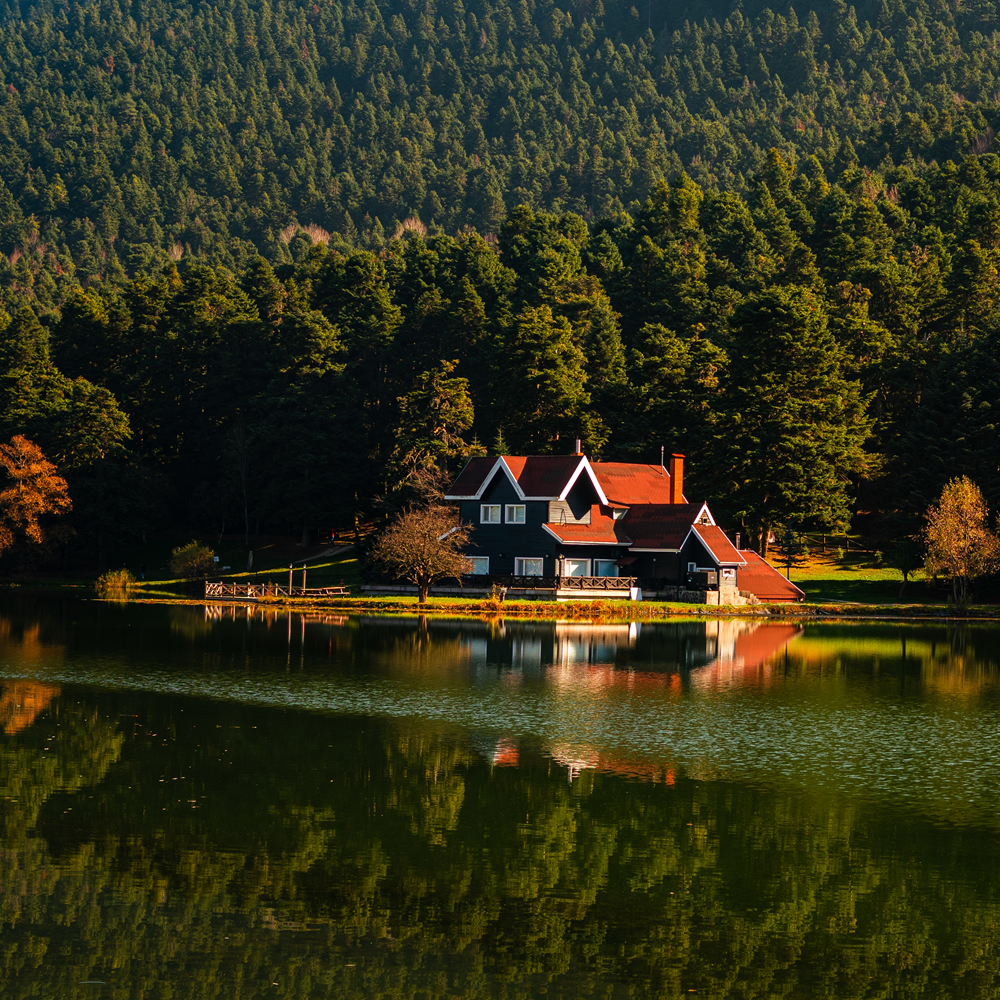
440, 451, 803, 604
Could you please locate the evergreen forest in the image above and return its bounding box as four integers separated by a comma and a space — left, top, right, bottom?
0, 0, 999, 560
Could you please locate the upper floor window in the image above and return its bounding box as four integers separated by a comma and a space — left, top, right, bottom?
505, 504, 526, 524
480, 505, 500, 523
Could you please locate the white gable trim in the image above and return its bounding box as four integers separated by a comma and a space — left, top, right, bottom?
693, 502, 715, 525
445, 458, 504, 500
446, 458, 529, 501
558, 456, 609, 505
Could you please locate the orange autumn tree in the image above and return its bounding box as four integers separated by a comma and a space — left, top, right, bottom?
924, 476, 1000, 609
0, 435, 72, 554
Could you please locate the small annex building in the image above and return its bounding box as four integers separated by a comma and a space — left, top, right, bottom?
443, 452, 804, 604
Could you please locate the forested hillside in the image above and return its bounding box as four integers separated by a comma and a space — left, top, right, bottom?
0, 0, 998, 564
0, 0, 997, 296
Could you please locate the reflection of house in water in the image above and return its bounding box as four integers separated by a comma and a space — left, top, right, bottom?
455, 618, 800, 679
689, 621, 803, 690
462, 619, 803, 780
0, 681, 60, 734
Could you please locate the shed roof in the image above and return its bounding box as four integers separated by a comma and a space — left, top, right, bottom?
620, 503, 705, 549
542, 507, 631, 545
691, 524, 746, 566
738, 551, 806, 602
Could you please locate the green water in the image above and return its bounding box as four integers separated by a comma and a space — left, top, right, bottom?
1, 598, 1000, 998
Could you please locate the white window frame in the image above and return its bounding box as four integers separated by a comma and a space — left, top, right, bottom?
480, 504, 500, 524
687, 561, 697, 573
564, 558, 591, 577
467, 556, 490, 576
721, 567, 736, 580
505, 504, 526, 524
515, 556, 544, 576
594, 559, 618, 577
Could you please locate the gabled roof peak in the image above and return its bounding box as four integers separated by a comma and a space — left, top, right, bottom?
446, 454, 690, 504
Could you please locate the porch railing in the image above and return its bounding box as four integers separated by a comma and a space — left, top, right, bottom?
477, 575, 636, 591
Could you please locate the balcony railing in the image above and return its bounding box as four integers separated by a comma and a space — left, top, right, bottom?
477, 575, 636, 591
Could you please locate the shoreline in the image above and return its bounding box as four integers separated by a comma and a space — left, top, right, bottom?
118, 592, 1000, 624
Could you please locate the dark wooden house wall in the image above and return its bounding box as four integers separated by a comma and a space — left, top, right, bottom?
460, 473, 558, 576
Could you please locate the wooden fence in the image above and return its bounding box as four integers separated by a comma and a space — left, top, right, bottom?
205, 581, 349, 600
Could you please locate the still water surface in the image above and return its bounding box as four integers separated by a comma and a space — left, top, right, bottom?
1, 596, 1000, 998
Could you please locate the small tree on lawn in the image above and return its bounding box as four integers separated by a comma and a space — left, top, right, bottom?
923, 477, 1000, 608
369, 507, 472, 603
0, 435, 72, 555
887, 538, 922, 600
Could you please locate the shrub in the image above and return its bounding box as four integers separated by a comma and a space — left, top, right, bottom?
95, 568, 137, 599
836, 547, 845, 561
170, 540, 216, 578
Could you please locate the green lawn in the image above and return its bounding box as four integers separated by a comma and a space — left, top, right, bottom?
781, 552, 940, 605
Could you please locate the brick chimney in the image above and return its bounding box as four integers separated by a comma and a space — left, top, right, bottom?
669, 454, 684, 504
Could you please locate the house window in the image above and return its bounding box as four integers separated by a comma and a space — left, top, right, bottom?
505, 504, 526, 524
515, 557, 544, 576
687, 562, 697, 573
467, 556, 490, 576
721, 567, 736, 580
564, 558, 591, 577
480, 505, 500, 523
594, 559, 618, 577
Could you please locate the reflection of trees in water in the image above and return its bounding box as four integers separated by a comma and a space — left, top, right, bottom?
791, 624, 1000, 695
0, 708, 997, 998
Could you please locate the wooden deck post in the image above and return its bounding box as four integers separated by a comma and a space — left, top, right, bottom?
302, 566, 307, 591
288, 564, 293, 594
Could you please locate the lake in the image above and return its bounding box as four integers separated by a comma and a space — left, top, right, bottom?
1, 595, 999, 999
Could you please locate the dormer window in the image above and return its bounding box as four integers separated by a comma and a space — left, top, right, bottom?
505, 504, 526, 524
480, 505, 500, 523
612, 507, 628, 520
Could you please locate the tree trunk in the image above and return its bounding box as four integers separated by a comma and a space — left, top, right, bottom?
954, 574, 968, 609
898, 571, 908, 601
759, 525, 770, 560
418, 583, 430, 604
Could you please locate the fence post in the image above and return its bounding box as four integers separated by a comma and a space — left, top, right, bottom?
302, 566, 307, 592
288, 564, 293, 594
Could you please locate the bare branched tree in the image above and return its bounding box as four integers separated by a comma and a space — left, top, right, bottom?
368, 506, 472, 603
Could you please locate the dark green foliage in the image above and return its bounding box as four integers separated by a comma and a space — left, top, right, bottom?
0, 0, 996, 299
0, 0, 998, 559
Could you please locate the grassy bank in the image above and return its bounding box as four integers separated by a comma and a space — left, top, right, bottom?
127, 591, 1000, 623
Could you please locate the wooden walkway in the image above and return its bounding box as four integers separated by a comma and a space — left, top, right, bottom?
205, 581, 349, 601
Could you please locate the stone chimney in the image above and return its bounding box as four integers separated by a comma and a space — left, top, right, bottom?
669, 454, 684, 504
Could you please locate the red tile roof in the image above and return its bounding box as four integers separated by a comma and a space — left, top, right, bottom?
738, 551, 806, 602
543, 507, 630, 544
692, 524, 746, 566
446, 455, 590, 499
446, 457, 499, 497
507, 455, 585, 497
591, 462, 678, 504
620, 504, 703, 549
